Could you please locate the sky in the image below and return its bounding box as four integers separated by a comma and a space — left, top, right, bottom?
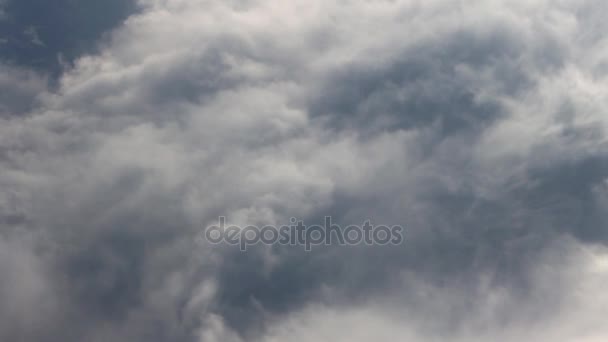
1, 0, 608, 341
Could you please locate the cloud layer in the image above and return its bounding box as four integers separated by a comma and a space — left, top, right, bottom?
1, 0, 607, 341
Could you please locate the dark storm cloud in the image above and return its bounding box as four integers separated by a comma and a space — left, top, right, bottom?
309, 26, 566, 136
311, 33, 513, 135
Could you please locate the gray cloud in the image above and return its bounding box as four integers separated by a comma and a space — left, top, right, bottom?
0, 63, 46, 116
0, 0, 607, 341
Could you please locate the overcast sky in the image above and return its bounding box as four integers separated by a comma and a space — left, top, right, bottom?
1, 0, 608, 341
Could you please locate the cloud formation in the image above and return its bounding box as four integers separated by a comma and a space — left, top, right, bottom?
1, 0, 607, 341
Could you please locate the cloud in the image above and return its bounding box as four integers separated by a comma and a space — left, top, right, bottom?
260, 240, 608, 342
0, 63, 47, 116
0, 0, 607, 341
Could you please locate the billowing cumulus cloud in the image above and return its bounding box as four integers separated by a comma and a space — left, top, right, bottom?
1, 0, 607, 341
